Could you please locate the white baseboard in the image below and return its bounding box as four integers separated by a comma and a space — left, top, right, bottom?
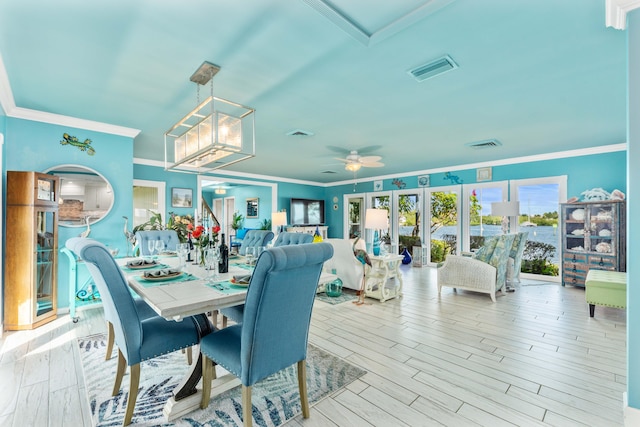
624, 392, 640, 426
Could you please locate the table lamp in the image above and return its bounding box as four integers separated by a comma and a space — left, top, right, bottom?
271, 211, 287, 234
365, 208, 388, 256
491, 201, 520, 234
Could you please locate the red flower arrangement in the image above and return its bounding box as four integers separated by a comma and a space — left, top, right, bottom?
188, 223, 221, 247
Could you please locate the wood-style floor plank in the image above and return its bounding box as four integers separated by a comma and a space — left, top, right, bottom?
0, 266, 627, 426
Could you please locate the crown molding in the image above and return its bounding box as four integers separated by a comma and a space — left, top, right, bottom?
133, 157, 325, 187
7, 107, 140, 138
606, 0, 640, 30
136, 143, 627, 188
0, 52, 140, 138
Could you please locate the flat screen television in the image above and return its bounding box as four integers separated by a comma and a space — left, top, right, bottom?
290, 198, 325, 226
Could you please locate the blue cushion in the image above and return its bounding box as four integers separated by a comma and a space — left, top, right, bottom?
236, 228, 249, 240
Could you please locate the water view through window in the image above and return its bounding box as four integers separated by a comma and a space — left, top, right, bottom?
430, 182, 560, 273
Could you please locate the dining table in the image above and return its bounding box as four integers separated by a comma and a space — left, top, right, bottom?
118, 253, 253, 420
118, 252, 339, 421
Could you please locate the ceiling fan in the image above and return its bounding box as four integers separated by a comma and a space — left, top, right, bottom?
335, 150, 384, 172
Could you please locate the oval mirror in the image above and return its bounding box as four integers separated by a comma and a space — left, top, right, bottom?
44, 164, 114, 227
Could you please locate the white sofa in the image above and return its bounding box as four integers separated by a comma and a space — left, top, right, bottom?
323, 238, 367, 290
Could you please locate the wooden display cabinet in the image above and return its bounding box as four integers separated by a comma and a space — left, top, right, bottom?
4, 171, 60, 330
560, 200, 626, 288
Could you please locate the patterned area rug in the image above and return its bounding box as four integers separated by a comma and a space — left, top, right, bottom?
78, 334, 365, 426
315, 289, 358, 305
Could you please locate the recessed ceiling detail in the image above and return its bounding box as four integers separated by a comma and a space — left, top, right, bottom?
408, 55, 458, 82
321, 170, 338, 174
286, 129, 314, 136
465, 139, 502, 149
302, 0, 456, 46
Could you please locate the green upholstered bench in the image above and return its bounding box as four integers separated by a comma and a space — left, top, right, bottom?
585, 269, 626, 318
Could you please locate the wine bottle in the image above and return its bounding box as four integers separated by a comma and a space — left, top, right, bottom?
187, 232, 194, 262
219, 233, 229, 273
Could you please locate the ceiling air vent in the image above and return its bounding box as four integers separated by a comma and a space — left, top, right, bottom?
465, 139, 502, 149
286, 129, 314, 137
408, 55, 458, 82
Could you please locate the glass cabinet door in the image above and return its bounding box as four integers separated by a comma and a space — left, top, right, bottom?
586, 203, 617, 256
36, 210, 55, 317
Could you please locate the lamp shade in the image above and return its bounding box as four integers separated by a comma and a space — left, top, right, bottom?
365, 208, 388, 229
491, 201, 520, 217
271, 211, 287, 227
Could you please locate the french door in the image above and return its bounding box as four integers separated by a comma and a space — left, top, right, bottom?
426, 185, 462, 264
462, 182, 508, 252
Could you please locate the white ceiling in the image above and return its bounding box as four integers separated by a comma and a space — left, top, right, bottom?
0, 0, 627, 183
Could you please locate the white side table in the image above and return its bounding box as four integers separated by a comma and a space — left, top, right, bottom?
365, 255, 403, 302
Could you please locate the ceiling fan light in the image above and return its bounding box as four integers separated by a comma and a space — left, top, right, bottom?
345, 162, 361, 172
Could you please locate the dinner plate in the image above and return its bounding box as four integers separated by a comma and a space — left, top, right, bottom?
126, 260, 158, 270
229, 278, 250, 287
141, 272, 183, 281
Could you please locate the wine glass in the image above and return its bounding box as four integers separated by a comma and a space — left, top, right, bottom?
147, 239, 156, 258
155, 239, 165, 256
205, 246, 220, 282
176, 243, 189, 269
256, 246, 266, 261
245, 247, 256, 266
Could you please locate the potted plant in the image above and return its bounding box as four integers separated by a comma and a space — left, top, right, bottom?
132, 210, 164, 233
259, 218, 272, 230
231, 211, 244, 233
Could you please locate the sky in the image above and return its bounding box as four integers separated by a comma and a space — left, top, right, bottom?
475, 184, 559, 216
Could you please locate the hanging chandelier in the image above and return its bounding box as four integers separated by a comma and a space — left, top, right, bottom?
164, 61, 255, 173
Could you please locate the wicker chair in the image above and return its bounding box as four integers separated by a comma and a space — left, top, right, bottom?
437, 233, 516, 302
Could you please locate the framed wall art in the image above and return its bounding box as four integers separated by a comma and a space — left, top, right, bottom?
171, 187, 193, 208
476, 167, 492, 182
246, 198, 259, 218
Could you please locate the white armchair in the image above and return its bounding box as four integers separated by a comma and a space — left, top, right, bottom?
323, 238, 367, 290
437, 256, 498, 302
437, 233, 517, 302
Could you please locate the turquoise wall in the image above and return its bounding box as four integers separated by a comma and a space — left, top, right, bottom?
0, 117, 629, 332
4, 117, 134, 311
323, 150, 626, 238
134, 164, 197, 220
627, 9, 639, 411
218, 185, 272, 229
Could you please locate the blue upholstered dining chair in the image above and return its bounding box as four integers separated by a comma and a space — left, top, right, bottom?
272, 231, 314, 247
135, 230, 181, 255
220, 231, 313, 325
237, 229, 274, 255
65, 237, 210, 426
200, 243, 334, 427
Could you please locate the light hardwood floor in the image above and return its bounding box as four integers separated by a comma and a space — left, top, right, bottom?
0, 266, 627, 426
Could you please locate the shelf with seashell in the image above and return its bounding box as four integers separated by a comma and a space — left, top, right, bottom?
560, 200, 626, 288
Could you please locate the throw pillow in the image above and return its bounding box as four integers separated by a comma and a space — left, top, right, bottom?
474, 236, 499, 263
488, 234, 517, 268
